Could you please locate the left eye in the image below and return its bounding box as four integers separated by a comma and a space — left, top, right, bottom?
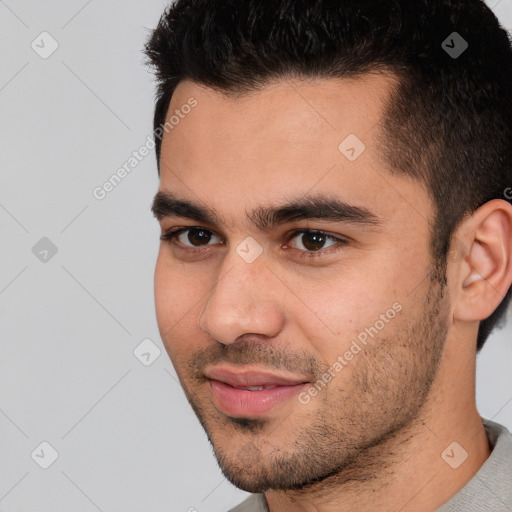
287, 230, 341, 251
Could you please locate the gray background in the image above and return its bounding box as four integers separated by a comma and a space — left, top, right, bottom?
1, 1, 511, 511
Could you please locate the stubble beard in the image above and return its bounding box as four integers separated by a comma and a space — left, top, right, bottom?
179, 265, 450, 494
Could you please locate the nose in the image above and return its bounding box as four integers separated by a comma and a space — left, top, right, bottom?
198, 251, 286, 345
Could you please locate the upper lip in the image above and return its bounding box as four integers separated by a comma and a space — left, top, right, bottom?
204, 365, 310, 388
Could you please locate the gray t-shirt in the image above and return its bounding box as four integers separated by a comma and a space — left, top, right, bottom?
229, 418, 512, 511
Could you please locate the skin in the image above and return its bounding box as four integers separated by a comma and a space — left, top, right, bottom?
152, 73, 512, 511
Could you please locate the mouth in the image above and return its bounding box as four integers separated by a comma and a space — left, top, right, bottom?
204, 365, 311, 418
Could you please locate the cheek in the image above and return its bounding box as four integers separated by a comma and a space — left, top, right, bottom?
291, 264, 407, 362
153, 255, 200, 348
304, 287, 377, 359
154, 255, 174, 328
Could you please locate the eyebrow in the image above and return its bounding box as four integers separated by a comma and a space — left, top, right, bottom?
151, 191, 381, 231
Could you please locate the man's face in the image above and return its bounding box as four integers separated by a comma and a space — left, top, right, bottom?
153, 75, 450, 492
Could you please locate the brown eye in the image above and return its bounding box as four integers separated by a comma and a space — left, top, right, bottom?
289, 230, 338, 252
185, 228, 213, 246
160, 227, 223, 248
300, 231, 327, 251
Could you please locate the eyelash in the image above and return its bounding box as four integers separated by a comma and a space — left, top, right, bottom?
159, 227, 348, 260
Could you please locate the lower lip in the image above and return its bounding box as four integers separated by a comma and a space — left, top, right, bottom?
209, 380, 308, 417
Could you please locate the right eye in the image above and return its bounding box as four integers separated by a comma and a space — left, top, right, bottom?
160, 227, 224, 250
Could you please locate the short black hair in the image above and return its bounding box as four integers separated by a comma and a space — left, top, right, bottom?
144, 0, 512, 351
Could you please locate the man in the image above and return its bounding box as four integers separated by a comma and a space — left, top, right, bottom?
145, 0, 512, 510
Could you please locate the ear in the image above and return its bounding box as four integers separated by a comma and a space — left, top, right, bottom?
452, 199, 512, 322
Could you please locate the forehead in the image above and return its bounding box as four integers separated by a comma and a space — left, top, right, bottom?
158, 73, 431, 233
164, 72, 394, 148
